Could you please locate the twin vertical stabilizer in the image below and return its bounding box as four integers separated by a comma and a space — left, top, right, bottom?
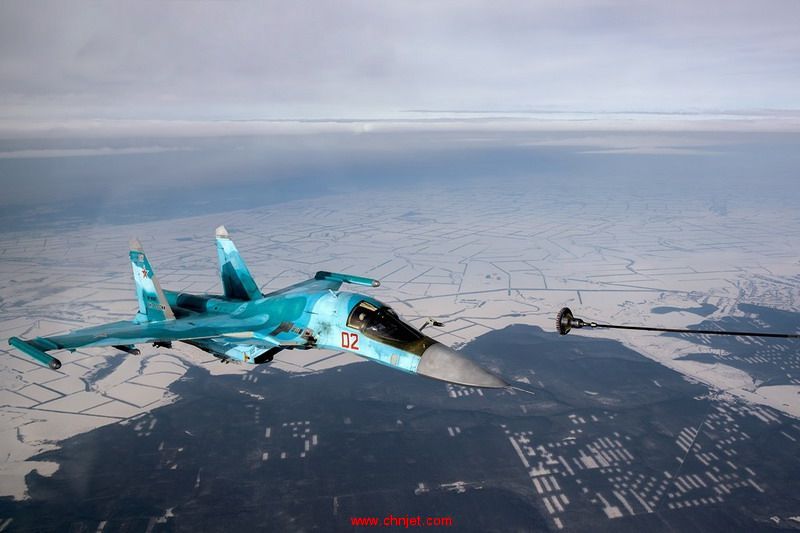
215, 225, 261, 301
127, 227, 260, 326
130, 239, 175, 323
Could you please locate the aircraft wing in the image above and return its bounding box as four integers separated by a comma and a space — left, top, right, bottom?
263, 270, 380, 297
9, 315, 272, 369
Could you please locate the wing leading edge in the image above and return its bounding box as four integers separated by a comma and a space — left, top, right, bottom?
263, 270, 380, 297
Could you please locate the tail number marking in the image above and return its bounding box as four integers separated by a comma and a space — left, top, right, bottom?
341, 332, 359, 350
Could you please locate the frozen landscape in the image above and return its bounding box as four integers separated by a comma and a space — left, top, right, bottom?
3, 2, 800, 529
1, 167, 798, 530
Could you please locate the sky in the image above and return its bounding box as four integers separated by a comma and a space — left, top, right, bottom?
1, 0, 799, 127
1, 1, 799, 215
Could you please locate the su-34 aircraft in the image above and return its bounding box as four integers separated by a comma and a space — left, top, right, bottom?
9, 226, 506, 388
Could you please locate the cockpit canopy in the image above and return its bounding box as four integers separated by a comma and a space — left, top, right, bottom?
347, 300, 426, 346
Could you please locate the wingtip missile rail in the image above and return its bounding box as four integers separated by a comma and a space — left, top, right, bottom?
9, 337, 62, 369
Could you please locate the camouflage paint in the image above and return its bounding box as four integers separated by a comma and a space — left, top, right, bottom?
8, 227, 505, 388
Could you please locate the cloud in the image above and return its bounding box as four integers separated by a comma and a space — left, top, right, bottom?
0, 146, 193, 159
2, 111, 800, 144
0, 0, 798, 125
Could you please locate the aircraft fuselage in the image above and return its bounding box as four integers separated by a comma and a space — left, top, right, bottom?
163, 289, 451, 380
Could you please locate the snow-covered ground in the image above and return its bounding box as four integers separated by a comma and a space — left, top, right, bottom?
1, 183, 797, 499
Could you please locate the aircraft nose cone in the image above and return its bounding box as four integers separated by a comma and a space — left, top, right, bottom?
416, 343, 507, 388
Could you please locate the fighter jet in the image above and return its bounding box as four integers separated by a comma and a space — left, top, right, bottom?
8, 226, 505, 388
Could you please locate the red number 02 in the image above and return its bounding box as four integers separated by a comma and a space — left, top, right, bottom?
341, 331, 359, 350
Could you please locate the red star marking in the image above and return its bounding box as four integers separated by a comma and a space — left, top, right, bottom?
141, 268, 148, 279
